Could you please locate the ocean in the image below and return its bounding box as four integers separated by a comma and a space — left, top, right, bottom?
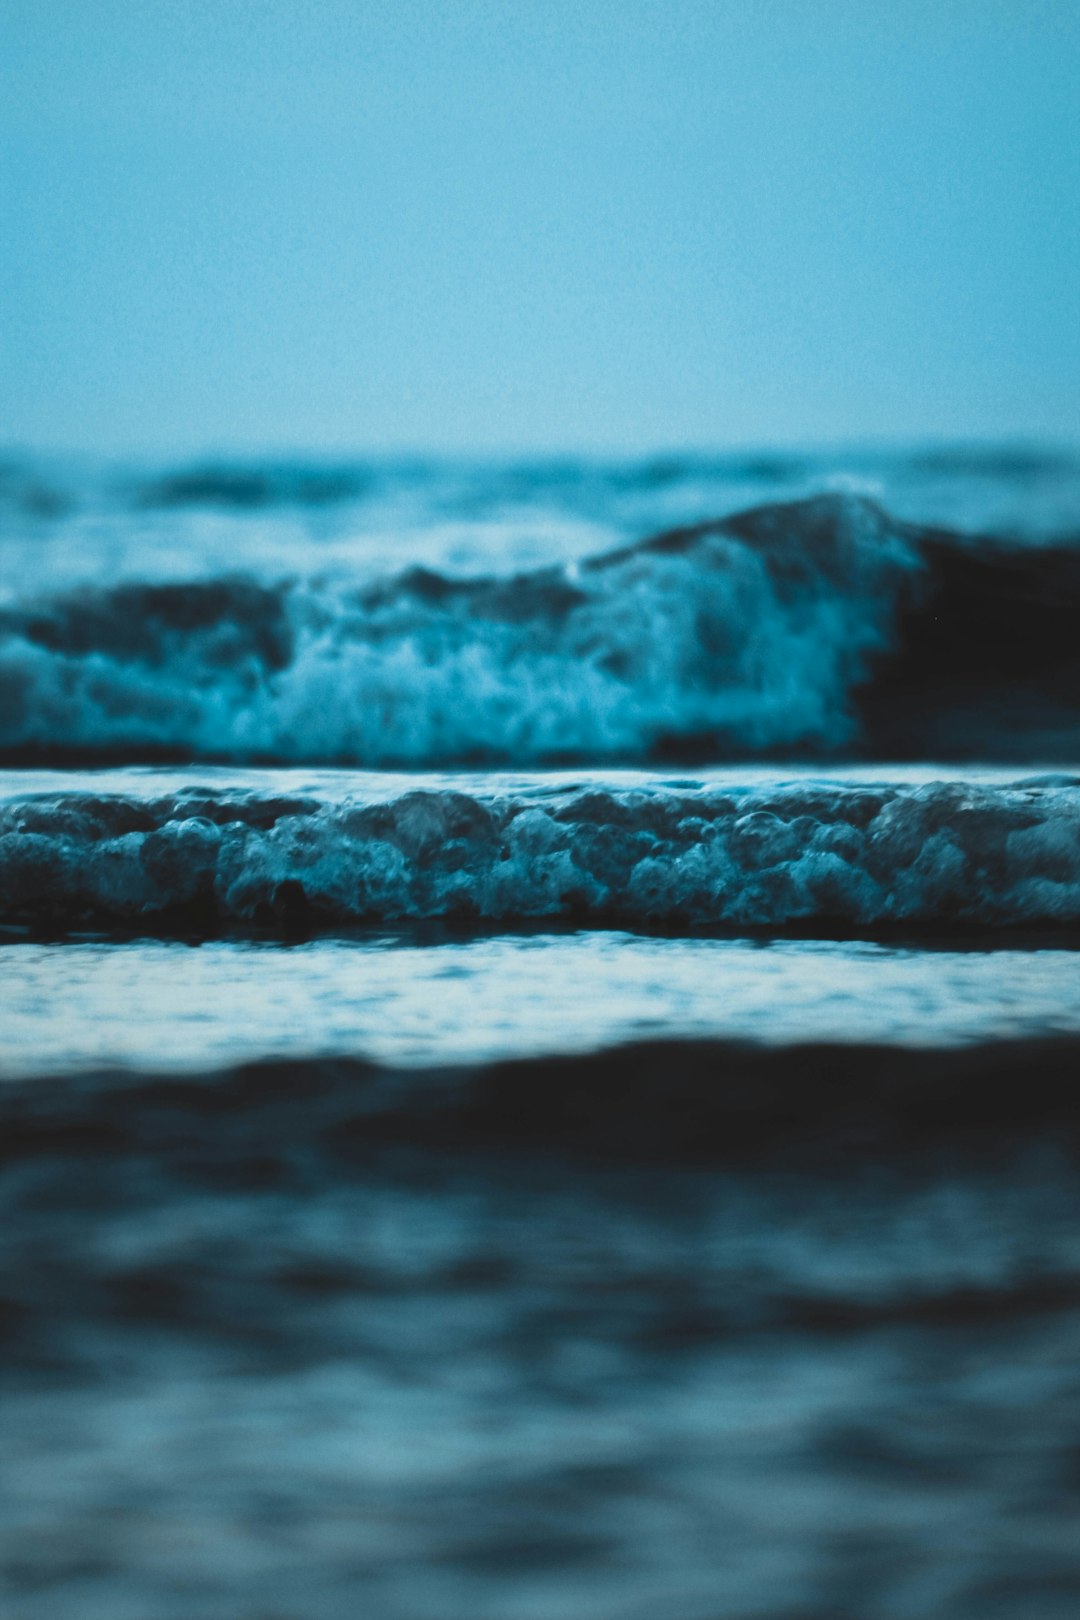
2, 446, 1080, 1618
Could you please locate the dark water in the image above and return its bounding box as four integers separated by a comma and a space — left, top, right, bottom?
2, 449, 1079, 1617
4, 1041, 1080, 1619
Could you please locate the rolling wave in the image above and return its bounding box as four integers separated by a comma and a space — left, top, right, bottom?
6, 1035, 1080, 1168
3, 776, 1079, 938
1, 493, 1078, 765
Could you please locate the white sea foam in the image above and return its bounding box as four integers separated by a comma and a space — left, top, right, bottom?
0, 495, 927, 761
2, 774, 1079, 935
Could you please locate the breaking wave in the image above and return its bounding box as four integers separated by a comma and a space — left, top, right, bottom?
2, 494, 1078, 765
4, 776, 1080, 938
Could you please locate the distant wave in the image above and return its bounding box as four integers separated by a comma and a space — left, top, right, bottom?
1, 494, 1078, 765
133, 462, 373, 511
3, 776, 1080, 938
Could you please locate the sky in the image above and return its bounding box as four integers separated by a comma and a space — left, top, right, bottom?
2, 0, 1078, 455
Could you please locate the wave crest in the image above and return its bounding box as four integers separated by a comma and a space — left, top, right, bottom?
3, 777, 1080, 938
2, 493, 1078, 764
0, 496, 916, 763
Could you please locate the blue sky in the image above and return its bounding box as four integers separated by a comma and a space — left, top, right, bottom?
2, 0, 1078, 453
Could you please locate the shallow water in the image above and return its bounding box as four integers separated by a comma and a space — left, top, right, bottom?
4, 1156, 1080, 1620
4, 1038, 1080, 1620
4, 934, 1080, 1078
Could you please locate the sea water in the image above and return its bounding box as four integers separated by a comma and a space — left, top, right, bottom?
2, 450, 1080, 1618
